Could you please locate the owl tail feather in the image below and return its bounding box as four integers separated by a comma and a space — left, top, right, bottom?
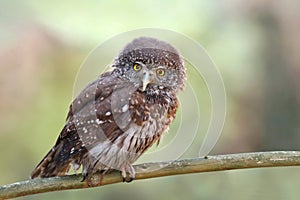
30, 142, 71, 179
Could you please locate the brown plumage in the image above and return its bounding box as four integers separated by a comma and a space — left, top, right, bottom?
31, 37, 186, 183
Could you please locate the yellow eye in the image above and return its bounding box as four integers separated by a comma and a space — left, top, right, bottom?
133, 63, 142, 71
156, 68, 165, 76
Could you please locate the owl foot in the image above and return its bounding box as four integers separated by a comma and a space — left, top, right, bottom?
121, 163, 135, 183
122, 177, 134, 183
81, 173, 88, 182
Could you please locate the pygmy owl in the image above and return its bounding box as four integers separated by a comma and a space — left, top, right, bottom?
31, 37, 186, 183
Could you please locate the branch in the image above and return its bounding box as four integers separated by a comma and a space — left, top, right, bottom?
1, 151, 300, 199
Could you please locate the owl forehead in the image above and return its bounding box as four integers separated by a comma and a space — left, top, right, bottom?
115, 48, 183, 70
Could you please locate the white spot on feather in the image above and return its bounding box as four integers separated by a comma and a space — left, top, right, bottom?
83, 127, 88, 133
122, 104, 129, 112
96, 119, 104, 124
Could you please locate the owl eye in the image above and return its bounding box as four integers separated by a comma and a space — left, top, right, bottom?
133, 63, 142, 71
156, 68, 165, 76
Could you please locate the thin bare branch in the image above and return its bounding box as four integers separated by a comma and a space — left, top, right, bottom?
1, 151, 300, 199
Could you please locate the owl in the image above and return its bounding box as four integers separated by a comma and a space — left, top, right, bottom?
31, 37, 186, 183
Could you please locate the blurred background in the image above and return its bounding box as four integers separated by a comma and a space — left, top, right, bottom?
1, 0, 300, 199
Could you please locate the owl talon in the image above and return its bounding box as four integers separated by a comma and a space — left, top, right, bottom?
81, 173, 88, 182
126, 177, 134, 183
121, 163, 135, 183
122, 176, 134, 183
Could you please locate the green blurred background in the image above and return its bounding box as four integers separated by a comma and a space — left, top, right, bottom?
1, 1, 300, 199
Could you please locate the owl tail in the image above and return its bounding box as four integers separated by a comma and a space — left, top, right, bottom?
30, 142, 71, 179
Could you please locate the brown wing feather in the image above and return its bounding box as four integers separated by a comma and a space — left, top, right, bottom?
31, 71, 118, 178
30, 124, 85, 178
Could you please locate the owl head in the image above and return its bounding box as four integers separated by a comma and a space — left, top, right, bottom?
113, 37, 186, 93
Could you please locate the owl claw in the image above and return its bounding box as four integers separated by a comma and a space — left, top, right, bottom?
126, 177, 134, 183
81, 173, 88, 182
122, 176, 134, 183
121, 163, 135, 183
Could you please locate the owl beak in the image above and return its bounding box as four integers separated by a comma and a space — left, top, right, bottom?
141, 71, 151, 91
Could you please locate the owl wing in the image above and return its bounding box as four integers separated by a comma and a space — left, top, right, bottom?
31, 71, 126, 178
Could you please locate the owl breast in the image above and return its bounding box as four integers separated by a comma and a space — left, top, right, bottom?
82, 86, 178, 173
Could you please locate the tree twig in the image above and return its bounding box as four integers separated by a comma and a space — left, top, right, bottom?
1, 151, 300, 199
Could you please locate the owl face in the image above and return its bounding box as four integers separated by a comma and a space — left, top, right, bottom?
121, 61, 182, 92
113, 37, 186, 92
